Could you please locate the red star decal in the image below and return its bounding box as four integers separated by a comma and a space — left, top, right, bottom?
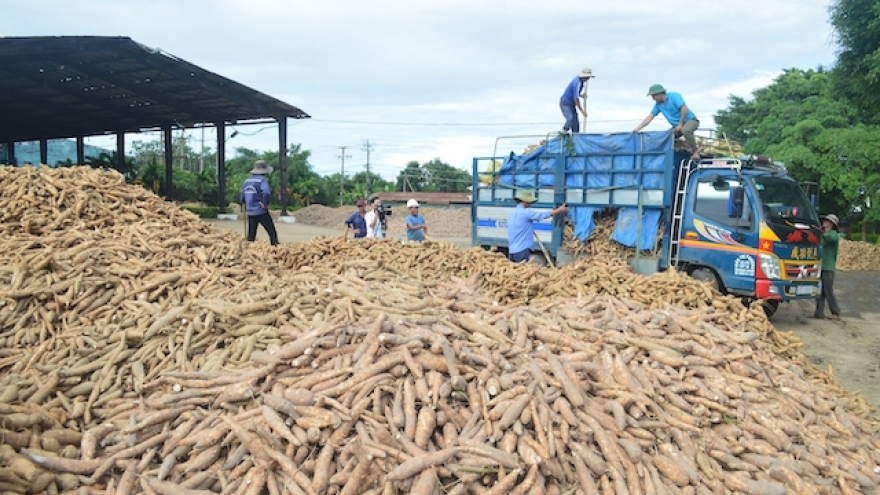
760, 239, 773, 252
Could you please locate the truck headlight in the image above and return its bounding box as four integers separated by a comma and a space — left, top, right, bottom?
759, 253, 782, 280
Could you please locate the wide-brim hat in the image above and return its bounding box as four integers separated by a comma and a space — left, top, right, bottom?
250, 160, 274, 175
514, 191, 538, 204
647, 83, 666, 96
578, 67, 594, 78
821, 213, 840, 228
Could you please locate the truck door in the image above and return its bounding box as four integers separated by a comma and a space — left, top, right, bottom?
680, 176, 757, 295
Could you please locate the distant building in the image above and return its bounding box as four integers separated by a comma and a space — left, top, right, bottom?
1, 140, 110, 166
374, 191, 472, 206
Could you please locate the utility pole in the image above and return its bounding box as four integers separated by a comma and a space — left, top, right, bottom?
199, 125, 205, 173
363, 140, 374, 197
337, 146, 351, 207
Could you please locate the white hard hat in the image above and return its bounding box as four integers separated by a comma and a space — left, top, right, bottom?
406, 199, 419, 208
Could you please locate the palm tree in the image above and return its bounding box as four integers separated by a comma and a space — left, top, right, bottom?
294, 178, 320, 206
85, 151, 137, 181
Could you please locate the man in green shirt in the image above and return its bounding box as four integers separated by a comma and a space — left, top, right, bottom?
811, 213, 841, 320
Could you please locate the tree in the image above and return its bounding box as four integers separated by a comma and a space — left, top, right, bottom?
830, 0, 880, 123
83, 151, 137, 181
714, 68, 880, 237
291, 177, 320, 206
393, 159, 472, 192
351, 171, 392, 199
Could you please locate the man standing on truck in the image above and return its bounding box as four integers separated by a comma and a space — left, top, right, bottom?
507, 192, 568, 263
560, 67, 594, 134
810, 213, 842, 320
632, 84, 700, 160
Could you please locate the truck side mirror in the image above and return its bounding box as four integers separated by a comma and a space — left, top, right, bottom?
727, 186, 745, 218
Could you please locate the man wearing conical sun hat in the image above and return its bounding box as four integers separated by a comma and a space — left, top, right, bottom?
239, 160, 279, 246
507, 192, 568, 263
560, 67, 594, 134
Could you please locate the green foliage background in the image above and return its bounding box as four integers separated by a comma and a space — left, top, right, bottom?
712, 0, 880, 239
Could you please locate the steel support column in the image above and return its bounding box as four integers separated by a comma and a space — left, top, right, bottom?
163, 126, 173, 201
4, 142, 14, 165
217, 121, 227, 213
76, 136, 85, 165
278, 116, 289, 216
116, 132, 125, 174
40, 139, 48, 165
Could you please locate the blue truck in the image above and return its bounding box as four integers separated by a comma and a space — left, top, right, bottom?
471, 131, 823, 316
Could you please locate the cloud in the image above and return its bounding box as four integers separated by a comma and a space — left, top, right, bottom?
6, 0, 837, 180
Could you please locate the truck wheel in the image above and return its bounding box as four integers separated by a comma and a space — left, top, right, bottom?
689, 267, 722, 292
762, 300, 780, 318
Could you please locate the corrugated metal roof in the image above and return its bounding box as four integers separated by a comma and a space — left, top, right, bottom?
0, 36, 309, 142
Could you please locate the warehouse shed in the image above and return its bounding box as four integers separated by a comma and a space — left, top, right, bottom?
0, 36, 310, 214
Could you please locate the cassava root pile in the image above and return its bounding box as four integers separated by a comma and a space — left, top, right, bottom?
837, 239, 880, 271
2, 166, 880, 495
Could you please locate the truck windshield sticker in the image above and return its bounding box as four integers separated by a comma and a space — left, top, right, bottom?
734, 255, 756, 277
693, 219, 744, 246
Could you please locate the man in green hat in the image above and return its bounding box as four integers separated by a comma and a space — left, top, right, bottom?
632, 84, 700, 160
507, 191, 568, 263
810, 213, 842, 320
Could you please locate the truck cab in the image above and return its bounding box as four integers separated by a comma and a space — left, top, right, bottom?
671, 157, 822, 316
472, 132, 821, 317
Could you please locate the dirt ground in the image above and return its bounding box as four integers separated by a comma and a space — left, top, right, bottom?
207, 217, 880, 412
770, 272, 880, 411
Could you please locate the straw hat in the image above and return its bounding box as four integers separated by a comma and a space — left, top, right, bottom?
514, 191, 538, 204
579, 67, 594, 78
250, 160, 273, 175
821, 213, 839, 228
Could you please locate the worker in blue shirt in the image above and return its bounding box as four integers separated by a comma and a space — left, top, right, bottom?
507, 192, 568, 263
344, 199, 368, 238
633, 84, 700, 160
404, 199, 427, 242
560, 67, 594, 134
239, 160, 278, 245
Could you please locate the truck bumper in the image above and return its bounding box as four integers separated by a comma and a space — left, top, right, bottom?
756, 279, 821, 300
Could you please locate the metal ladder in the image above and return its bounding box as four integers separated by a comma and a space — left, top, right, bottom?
667, 159, 694, 268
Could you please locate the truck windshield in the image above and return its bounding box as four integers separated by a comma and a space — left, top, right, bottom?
752, 176, 819, 225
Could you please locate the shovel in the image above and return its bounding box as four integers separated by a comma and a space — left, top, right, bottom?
533, 231, 555, 269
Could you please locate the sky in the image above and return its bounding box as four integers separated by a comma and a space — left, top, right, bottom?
4, 0, 838, 181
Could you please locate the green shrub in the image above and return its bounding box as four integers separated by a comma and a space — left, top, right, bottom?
848, 233, 880, 244
181, 205, 220, 218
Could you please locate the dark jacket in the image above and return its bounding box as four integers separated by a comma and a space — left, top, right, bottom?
239, 174, 271, 216
344, 210, 367, 238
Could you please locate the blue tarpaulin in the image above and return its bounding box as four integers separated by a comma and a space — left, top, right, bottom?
497, 132, 672, 248
612, 208, 661, 250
